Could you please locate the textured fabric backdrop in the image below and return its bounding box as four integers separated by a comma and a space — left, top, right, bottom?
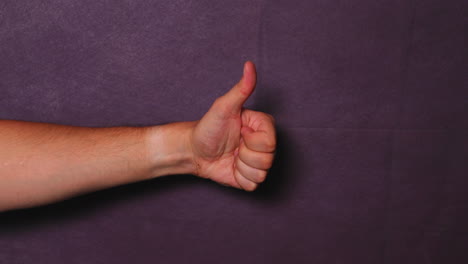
1, 0, 467, 263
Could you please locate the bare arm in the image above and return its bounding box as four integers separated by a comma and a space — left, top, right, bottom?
0, 120, 196, 212
0, 61, 276, 212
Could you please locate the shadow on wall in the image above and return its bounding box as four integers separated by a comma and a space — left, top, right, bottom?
0, 174, 217, 234
250, 81, 297, 200
251, 126, 296, 201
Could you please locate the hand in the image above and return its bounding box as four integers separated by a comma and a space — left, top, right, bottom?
190, 61, 276, 191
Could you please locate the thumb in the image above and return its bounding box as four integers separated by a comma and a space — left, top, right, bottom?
218, 61, 257, 115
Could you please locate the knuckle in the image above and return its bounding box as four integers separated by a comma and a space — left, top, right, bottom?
262, 113, 275, 123
260, 155, 273, 169
264, 138, 277, 152
256, 171, 267, 183
245, 183, 257, 192
268, 114, 275, 122
242, 178, 258, 191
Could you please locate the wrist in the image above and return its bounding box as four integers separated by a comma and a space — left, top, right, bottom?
145, 121, 198, 178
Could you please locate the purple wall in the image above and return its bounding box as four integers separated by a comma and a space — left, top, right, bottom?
1, 0, 467, 263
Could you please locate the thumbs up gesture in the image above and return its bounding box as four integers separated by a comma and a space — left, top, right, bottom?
190, 61, 276, 191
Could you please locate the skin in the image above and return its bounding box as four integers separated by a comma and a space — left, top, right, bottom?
0, 61, 276, 212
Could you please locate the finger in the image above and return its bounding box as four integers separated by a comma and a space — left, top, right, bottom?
217, 61, 257, 116
234, 167, 258, 192
241, 109, 276, 133
238, 140, 274, 170
241, 126, 276, 153
235, 157, 267, 183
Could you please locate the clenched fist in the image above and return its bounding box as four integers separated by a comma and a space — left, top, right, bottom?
190, 61, 276, 191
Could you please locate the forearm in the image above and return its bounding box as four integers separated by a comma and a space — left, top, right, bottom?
0, 120, 196, 212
